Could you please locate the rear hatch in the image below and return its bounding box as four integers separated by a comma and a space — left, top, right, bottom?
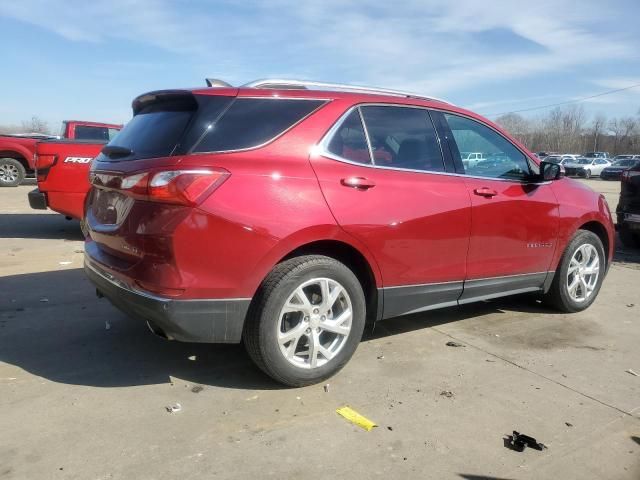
86, 89, 237, 267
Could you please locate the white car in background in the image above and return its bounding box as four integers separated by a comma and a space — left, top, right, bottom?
461, 152, 486, 168
563, 157, 612, 178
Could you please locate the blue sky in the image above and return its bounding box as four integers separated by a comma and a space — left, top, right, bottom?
1, 0, 639, 129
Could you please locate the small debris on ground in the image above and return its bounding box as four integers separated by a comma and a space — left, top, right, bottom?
323, 384, 330, 393
165, 403, 182, 414
627, 304, 635, 308
336, 406, 377, 431
377, 354, 385, 360
565, 422, 573, 427
485, 359, 496, 362
59, 261, 72, 265
446, 341, 465, 348
626, 369, 639, 377
188, 355, 196, 361
39, 298, 49, 303
387, 426, 393, 431
191, 385, 203, 393
440, 390, 454, 398
246, 395, 259, 401
105, 321, 111, 330
74, 249, 84, 254
506, 431, 546, 452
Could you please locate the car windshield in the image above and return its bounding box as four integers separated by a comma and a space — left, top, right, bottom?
614, 159, 636, 167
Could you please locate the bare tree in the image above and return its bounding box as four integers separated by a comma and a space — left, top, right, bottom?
20, 116, 50, 134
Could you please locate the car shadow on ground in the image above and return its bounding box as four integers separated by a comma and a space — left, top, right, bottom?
0, 213, 82, 241
0, 267, 556, 391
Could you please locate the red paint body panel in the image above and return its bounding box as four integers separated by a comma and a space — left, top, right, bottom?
461, 177, 559, 278
84, 86, 615, 315
35, 141, 107, 219
0, 135, 38, 169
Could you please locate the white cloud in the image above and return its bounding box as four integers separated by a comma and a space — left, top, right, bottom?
0, 0, 637, 99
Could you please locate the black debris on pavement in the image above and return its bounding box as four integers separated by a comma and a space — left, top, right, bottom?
446, 341, 465, 347
505, 431, 546, 452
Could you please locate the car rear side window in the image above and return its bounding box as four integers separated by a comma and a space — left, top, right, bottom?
326, 110, 372, 164
360, 106, 445, 172
443, 113, 530, 180
193, 98, 325, 153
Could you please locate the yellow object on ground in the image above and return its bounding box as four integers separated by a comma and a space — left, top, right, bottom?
336, 406, 377, 431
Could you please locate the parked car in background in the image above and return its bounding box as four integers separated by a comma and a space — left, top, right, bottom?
612, 154, 639, 162
28, 139, 113, 220
536, 151, 557, 159
617, 162, 640, 247
584, 152, 610, 160
460, 151, 486, 168
83, 78, 614, 386
545, 154, 579, 166
0, 120, 121, 186
564, 157, 612, 178
600, 158, 640, 181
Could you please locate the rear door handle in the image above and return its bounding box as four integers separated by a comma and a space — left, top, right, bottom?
341, 177, 376, 190
473, 187, 498, 198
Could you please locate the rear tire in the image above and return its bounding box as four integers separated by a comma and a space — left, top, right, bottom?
544, 230, 605, 313
0, 158, 26, 187
584, 169, 592, 179
243, 255, 366, 387
619, 225, 640, 248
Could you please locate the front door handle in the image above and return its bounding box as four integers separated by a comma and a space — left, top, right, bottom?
341, 177, 376, 190
473, 187, 498, 198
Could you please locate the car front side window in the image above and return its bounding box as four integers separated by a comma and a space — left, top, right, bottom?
443, 113, 531, 181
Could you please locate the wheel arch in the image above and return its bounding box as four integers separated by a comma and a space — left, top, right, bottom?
0, 147, 33, 172
279, 240, 382, 325
579, 220, 610, 267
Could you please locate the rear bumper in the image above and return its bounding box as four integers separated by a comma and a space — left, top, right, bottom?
28, 188, 47, 210
85, 259, 250, 343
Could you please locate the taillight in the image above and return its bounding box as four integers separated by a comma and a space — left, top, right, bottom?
148, 170, 229, 205
90, 168, 230, 206
36, 154, 57, 182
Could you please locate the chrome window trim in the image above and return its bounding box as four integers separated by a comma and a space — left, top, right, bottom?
357, 106, 376, 165
190, 98, 330, 155
316, 103, 544, 185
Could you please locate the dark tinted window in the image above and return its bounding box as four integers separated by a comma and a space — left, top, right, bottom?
75, 126, 110, 141
444, 113, 530, 180
327, 110, 371, 164
360, 106, 445, 172
193, 98, 325, 153
97, 95, 233, 162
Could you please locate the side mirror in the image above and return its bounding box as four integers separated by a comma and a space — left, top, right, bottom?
540, 161, 564, 181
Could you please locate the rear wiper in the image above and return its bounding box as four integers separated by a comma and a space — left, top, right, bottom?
102, 145, 133, 159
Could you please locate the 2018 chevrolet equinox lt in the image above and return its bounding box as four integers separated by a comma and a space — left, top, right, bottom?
84, 79, 614, 386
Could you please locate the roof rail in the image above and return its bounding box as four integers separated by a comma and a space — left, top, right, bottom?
241, 78, 452, 105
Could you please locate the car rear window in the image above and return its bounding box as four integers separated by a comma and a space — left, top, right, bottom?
192, 98, 326, 153
75, 126, 111, 142
97, 95, 233, 162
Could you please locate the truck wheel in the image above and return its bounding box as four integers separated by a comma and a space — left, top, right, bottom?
619, 225, 640, 248
544, 230, 605, 313
243, 255, 366, 387
0, 158, 26, 187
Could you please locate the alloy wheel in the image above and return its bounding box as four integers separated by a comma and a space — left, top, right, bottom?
0, 164, 19, 183
277, 277, 352, 369
566, 244, 600, 303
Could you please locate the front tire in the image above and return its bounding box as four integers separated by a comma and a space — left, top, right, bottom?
544, 230, 605, 312
0, 158, 26, 187
243, 255, 366, 387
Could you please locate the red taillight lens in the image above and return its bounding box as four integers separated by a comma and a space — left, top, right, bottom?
90, 169, 229, 206
147, 169, 230, 206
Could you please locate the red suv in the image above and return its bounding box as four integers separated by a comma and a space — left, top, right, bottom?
84, 79, 614, 386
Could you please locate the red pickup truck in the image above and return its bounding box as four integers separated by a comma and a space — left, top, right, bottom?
28, 138, 115, 220
0, 120, 121, 186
